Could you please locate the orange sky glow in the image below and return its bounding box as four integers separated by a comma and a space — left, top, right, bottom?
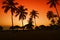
0, 0, 60, 27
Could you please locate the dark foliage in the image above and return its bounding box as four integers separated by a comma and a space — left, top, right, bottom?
30, 10, 39, 26
25, 17, 34, 30
15, 5, 28, 30
0, 26, 3, 31
2, 0, 18, 27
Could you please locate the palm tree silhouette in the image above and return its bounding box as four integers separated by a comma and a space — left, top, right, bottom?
47, 11, 54, 20
2, 0, 18, 27
30, 10, 39, 27
26, 17, 34, 30
47, 0, 60, 18
47, 11, 57, 25
15, 5, 28, 30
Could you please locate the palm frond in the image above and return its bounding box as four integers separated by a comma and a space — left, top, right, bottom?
47, 1, 51, 4
2, 6, 6, 8
30, 10, 39, 19
35, 15, 39, 18
11, 7, 16, 13
16, 6, 28, 20
4, 6, 10, 13
3, 1, 8, 4
24, 12, 27, 15
14, 2, 18, 5
23, 15, 26, 19
50, 3, 53, 7
15, 13, 19, 17
47, 0, 59, 8
47, 11, 54, 20
16, 9, 20, 14
24, 8, 28, 10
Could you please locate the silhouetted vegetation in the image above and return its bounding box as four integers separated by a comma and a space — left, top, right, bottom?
1, 0, 60, 40
47, 11, 57, 25
25, 17, 34, 30
2, 0, 18, 27
35, 26, 40, 30
47, 0, 60, 27
47, 0, 59, 18
1, 0, 60, 31
30, 10, 39, 27
39, 25, 46, 30
0, 26, 3, 31
15, 5, 28, 30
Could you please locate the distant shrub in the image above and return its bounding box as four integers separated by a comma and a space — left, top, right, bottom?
0, 26, 3, 31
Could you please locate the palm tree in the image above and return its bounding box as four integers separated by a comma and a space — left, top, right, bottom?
26, 17, 34, 30
47, 11, 57, 25
30, 10, 39, 27
47, 0, 60, 18
15, 5, 28, 30
47, 11, 54, 20
2, 0, 18, 27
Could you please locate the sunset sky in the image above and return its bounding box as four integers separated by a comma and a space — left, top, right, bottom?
0, 0, 60, 27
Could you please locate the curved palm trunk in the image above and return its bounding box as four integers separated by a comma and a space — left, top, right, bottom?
22, 19, 24, 30
55, 7, 59, 18
11, 12, 13, 27
34, 18, 36, 27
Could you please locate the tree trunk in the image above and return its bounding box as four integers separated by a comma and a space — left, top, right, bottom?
11, 12, 13, 27
34, 18, 36, 27
22, 19, 24, 30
